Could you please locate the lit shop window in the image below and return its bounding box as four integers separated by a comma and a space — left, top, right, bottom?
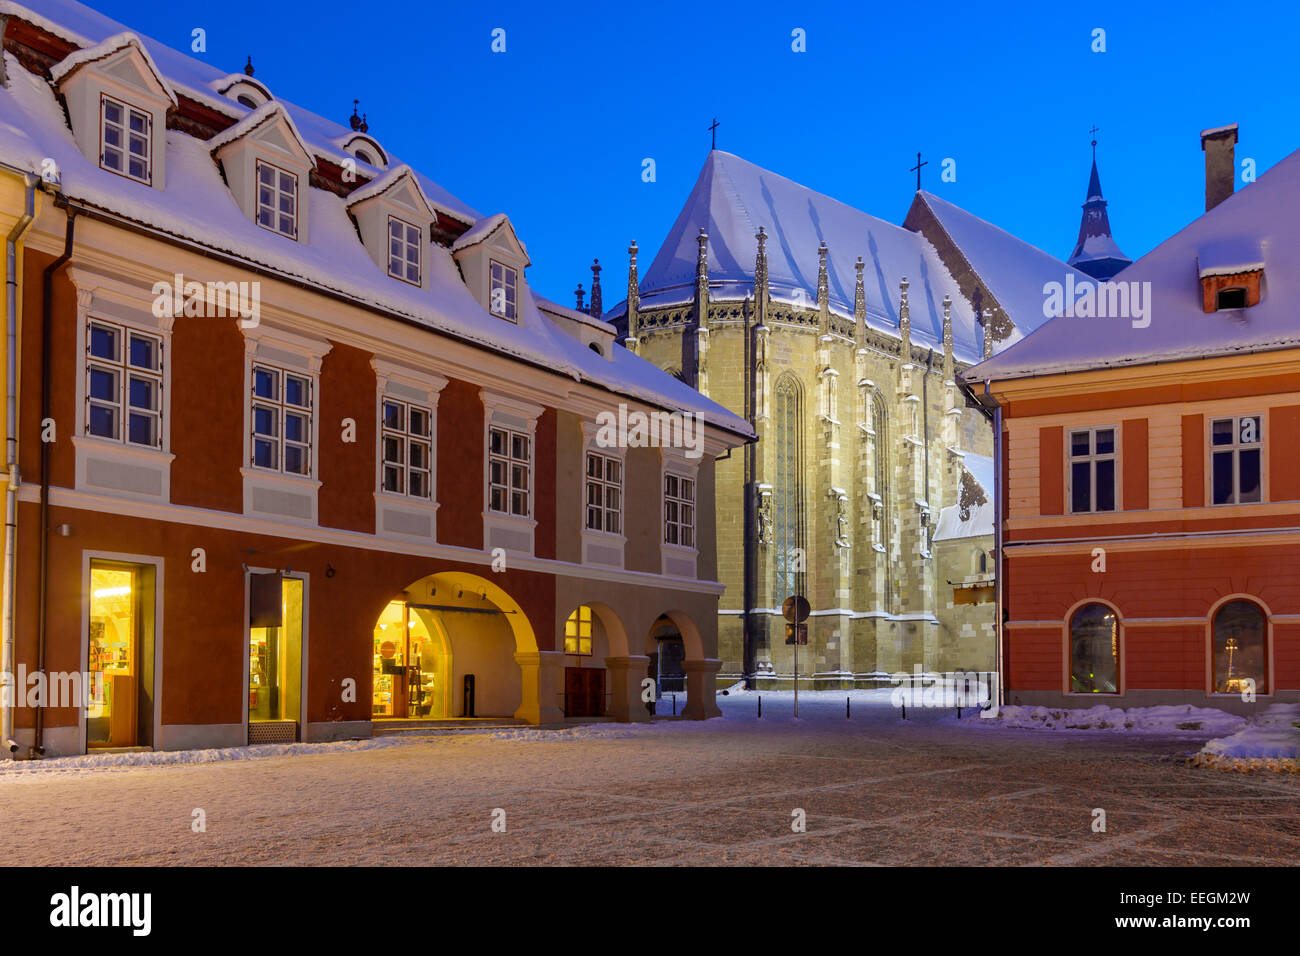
1067, 426, 1116, 513
381, 398, 431, 498
1211, 415, 1262, 505
564, 606, 593, 656
88, 560, 155, 748
1212, 599, 1268, 695
388, 216, 421, 285
86, 319, 163, 447
585, 452, 622, 534
489, 260, 517, 322
100, 94, 151, 183
250, 364, 312, 475
372, 601, 440, 719
488, 426, 530, 517
256, 161, 297, 239
248, 574, 303, 724
664, 473, 695, 548
1068, 603, 1119, 694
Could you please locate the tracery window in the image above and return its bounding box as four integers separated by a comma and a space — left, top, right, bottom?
773, 374, 806, 599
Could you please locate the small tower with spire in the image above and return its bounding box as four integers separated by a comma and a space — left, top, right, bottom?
1067, 130, 1131, 281
588, 259, 602, 319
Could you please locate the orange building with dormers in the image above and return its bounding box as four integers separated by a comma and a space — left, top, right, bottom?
965, 126, 1300, 713
0, 2, 752, 757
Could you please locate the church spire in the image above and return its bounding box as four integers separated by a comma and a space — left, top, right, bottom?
1067, 133, 1131, 281
588, 258, 602, 318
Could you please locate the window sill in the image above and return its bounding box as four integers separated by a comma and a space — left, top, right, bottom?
581, 527, 626, 569
241, 467, 320, 525
73, 435, 175, 502
375, 492, 440, 541
483, 510, 536, 556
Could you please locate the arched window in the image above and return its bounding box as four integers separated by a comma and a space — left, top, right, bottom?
1212, 600, 1267, 694
773, 374, 805, 599
1069, 603, 1119, 694
864, 385, 889, 550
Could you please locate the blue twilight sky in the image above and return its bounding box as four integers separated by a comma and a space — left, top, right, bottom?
91, 0, 1300, 306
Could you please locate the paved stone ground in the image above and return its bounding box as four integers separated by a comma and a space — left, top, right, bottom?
2, 694, 1297, 866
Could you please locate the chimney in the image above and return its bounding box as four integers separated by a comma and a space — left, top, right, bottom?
1200, 124, 1238, 212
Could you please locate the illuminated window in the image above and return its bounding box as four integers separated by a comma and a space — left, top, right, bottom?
490, 260, 517, 322
585, 452, 622, 534
564, 606, 593, 655
86, 319, 163, 447
100, 93, 151, 184
1069, 603, 1119, 694
1211, 415, 1262, 505
380, 398, 431, 498
1212, 600, 1267, 695
488, 426, 530, 516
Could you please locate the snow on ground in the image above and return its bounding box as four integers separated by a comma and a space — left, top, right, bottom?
965, 704, 1247, 735
1193, 704, 1300, 772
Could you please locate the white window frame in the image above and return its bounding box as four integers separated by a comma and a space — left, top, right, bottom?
249, 362, 314, 477
380, 396, 432, 500
1210, 414, 1264, 505
489, 259, 518, 322
488, 424, 532, 518
256, 160, 298, 239
387, 215, 421, 286
84, 317, 164, 449
664, 472, 697, 548
585, 450, 623, 535
1066, 425, 1118, 515
99, 92, 152, 184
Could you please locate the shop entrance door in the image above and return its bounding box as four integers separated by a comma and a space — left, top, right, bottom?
564, 667, 604, 718
372, 601, 442, 719
88, 560, 156, 749
247, 573, 303, 743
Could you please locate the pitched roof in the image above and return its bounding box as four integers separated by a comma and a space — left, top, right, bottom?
48, 30, 177, 105
611, 150, 988, 362
0, 0, 753, 441
912, 190, 1085, 339
963, 144, 1300, 382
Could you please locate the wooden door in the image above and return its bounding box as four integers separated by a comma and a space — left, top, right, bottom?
564, 667, 605, 717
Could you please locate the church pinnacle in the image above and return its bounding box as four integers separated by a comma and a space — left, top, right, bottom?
1066, 132, 1131, 281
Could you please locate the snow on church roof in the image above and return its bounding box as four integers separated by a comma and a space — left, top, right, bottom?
933, 452, 995, 541
915, 190, 1087, 337
964, 143, 1300, 382
611, 151, 990, 363
0, 0, 753, 440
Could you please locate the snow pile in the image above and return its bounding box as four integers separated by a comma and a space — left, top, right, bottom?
966, 703, 1247, 735
1192, 704, 1300, 772
0, 735, 412, 776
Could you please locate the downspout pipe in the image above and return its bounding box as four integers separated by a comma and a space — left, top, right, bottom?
34, 202, 75, 757
985, 379, 1004, 709
2, 172, 36, 754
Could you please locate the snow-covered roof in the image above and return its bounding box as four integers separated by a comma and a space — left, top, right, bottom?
933, 453, 995, 541
964, 143, 1300, 382
450, 212, 530, 264
3, 0, 479, 223
207, 101, 311, 162
609, 150, 989, 363
535, 296, 616, 335
0, 2, 753, 442
1197, 238, 1264, 277
915, 190, 1085, 340
343, 164, 431, 215
48, 30, 177, 106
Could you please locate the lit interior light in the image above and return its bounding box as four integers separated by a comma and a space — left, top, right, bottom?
93, 586, 131, 598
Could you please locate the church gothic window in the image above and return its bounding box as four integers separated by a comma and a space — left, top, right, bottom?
863, 386, 889, 550
773, 374, 806, 599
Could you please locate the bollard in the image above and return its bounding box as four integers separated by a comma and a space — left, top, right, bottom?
758, 695, 762, 718
902, 701, 907, 720
672, 693, 677, 716
846, 696, 851, 719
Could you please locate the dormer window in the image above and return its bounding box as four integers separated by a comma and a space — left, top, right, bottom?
490, 260, 517, 322
355, 149, 374, 165
256, 161, 298, 239
237, 94, 259, 109
388, 216, 421, 285
1216, 287, 1247, 310
100, 94, 152, 183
